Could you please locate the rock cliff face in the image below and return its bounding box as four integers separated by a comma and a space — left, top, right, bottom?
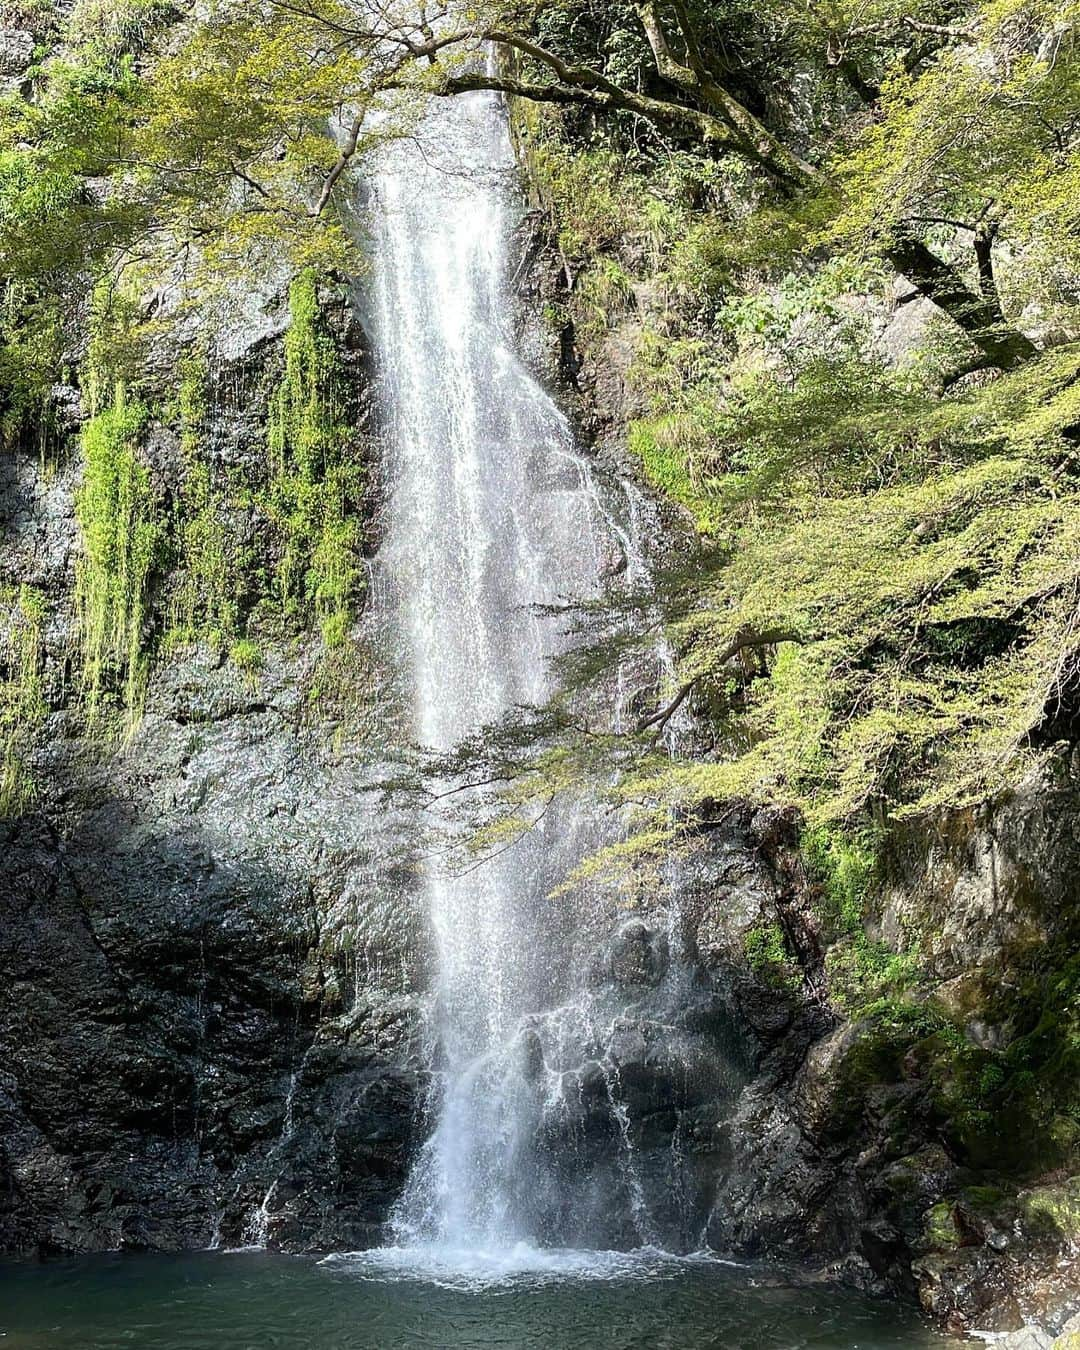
0, 289, 427, 1255
686, 771, 1080, 1334
1, 184, 1078, 1341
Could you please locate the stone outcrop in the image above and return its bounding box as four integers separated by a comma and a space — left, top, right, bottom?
0, 281, 427, 1255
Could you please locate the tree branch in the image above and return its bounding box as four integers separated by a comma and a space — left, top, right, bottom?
485, 28, 625, 99
669, 0, 713, 83
902, 16, 976, 38
973, 218, 1000, 305
637, 679, 696, 735
635, 627, 802, 734
635, 0, 698, 94
311, 113, 363, 216
887, 228, 1036, 370
422, 69, 738, 151
297, 12, 1036, 373
230, 161, 270, 199
631, 2, 818, 190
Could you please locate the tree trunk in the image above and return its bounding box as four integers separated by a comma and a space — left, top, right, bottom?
886, 232, 1037, 371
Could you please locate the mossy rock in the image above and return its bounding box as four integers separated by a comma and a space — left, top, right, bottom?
920, 1201, 961, 1252
1018, 1176, 1080, 1246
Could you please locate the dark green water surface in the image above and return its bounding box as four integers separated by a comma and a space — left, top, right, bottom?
0, 1248, 957, 1349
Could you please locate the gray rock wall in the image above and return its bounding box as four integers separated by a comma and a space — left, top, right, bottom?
0, 281, 427, 1255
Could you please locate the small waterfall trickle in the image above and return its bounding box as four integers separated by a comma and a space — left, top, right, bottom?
365, 86, 735, 1264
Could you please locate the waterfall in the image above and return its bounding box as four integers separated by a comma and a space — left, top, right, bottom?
370, 84, 604, 1254
364, 86, 737, 1267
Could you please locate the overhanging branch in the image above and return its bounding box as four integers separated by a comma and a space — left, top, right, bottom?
636, 627, 803, 734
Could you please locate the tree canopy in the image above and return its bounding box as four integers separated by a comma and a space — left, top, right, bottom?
2, 0, 1076, 368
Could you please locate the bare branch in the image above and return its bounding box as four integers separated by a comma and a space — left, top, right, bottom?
230, 161, 271, 199
416, 69, 739, 152
669, 0, 713, 83
637, 679, 696, 735
631, 2, 818, 190
311, 113, 364, 216
902, 16, 976, 38
634, 0, 697, 94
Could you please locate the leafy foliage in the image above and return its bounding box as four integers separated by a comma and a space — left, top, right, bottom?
266, 269, 364, 648
167, 353, 249, 653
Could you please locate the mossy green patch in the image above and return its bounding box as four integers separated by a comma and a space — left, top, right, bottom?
921, 1202, 961, 1252
627, 418, 725, 536
802, 824, 878, 934
266, 268, 364, 650
1019, 1177, 1080, 1245
75, 383, 161, 731
0, 584, 47, 814
743, 921, 800, 992
229, 637, 262, 675
167, 353, 250, 653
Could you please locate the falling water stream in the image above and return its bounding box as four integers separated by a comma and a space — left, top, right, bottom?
369, 80, 643, 1263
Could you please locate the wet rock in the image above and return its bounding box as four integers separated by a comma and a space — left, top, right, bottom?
607, 920, 668, 986
519, 1028, 545, 1082
0, 277, 427, 1257
913, 1246, 1021, 1331
999, 1330, 1055, 1350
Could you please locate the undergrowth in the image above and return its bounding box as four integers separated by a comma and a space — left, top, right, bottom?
75, 382, 161, 731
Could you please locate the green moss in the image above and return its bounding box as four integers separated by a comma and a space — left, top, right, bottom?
961, 1184, 1006, 1210
826, 934, 921, 1013
843, 1000, 949, 1083
986, 949, 1080, 1168
921, 1202, 961, 1252
0, 284, 65, 454
524, 135, 648, 262
828, 966, 1079, 1173
266, 269, 363, 649
573, 258, 636, 342
68, 0, 177, 58
744, 921, 800, 991
512, 107, 684, 349
0, 584, 47, 814
1018, 1177, 1080, 1244
802, 824, 878, 934
75, 383, 161, 731
86, 278, 150, 398
229, 637, 262, 676
628, 418, 725, 535
167, 353, 250, 652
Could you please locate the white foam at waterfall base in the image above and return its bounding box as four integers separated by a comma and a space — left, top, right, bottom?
320, 1245, 727, 1293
